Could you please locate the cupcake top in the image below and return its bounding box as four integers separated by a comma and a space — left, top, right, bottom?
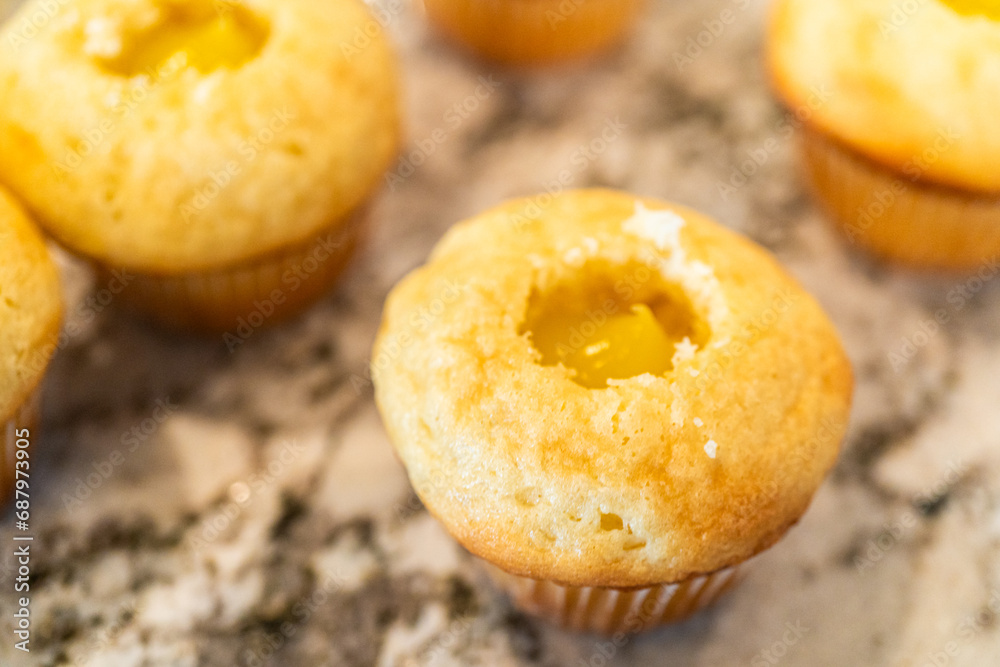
768, 0, 1000, 192
0, 0, 399, 273
373, 189, 852, 588
0, 188, 63, 423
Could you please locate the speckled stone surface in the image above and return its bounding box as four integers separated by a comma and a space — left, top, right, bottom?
3, 0, 1000, 665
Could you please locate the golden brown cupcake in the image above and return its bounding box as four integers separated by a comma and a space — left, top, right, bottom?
372, 189, 853, 634
0, 187, 63, 506
768, 0, 1000, 271
0, 0, 399, 333
422, 0, 645, 65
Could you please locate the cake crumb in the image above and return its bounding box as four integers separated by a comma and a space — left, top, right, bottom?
623, 203, 685, 252
694, 417, 704, 427
563, 247, 585, 266
672, 337, 698, 365
192, 79, 220, 105
704, 439, 718, 459
83, 18, 123, 58
632, 374, 657, 387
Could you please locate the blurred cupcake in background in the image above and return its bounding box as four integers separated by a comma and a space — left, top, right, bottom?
421, 0, 645, 65
0, 187, 63, 507
0, 0, 400, 333
0, 0, 17, 21
768, 0, 1000, 271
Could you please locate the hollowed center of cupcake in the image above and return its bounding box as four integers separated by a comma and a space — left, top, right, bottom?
522, 262, 707, 388
105, 8, 268, 76
939, 0, 1000, 20
531, 303, 674, 388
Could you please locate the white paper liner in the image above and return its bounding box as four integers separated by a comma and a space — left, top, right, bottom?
484, 561, 743, 635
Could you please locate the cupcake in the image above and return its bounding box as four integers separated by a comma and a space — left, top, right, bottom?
0, 188, 63, 507
0, 0, 400, 333
372, 189, 852, 634
768, 0, 1000, 271
421, 0, 645, 65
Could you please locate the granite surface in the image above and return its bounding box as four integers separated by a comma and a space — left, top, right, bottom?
3, 0, 1000, 665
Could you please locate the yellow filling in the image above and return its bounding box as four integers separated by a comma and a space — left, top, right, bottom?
531, 303, 677, 389
939, 0, 1000, 20
110, 12, 266, 76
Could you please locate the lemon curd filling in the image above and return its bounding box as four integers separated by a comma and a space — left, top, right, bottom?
939, 0, 1000, 20
522, 260, 709, 389
105, 10, 268, 76
528, 301, 687, 389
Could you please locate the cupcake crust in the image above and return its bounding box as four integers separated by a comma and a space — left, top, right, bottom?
0, 188, 63, 423
768, 0, 1000, 193
0, 0, 399, 273
373, 190, 852, 588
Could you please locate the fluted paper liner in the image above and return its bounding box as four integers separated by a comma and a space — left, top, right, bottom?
484, 560, 743, 635
421, 0, 645, 65
801, 127, 1000, 271
94, 204, 369, 333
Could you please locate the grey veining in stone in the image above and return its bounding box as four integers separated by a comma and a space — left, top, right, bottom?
2, 0, 1000, 665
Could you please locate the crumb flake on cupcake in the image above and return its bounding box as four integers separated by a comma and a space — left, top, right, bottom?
768, 0, 1000, 271
372, 189, 853, 634
0, 187, 63, 506
0, 0, 400, 332
421, 0, 645, 65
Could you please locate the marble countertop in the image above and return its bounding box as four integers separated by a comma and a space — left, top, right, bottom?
3, 0, 1000, 665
